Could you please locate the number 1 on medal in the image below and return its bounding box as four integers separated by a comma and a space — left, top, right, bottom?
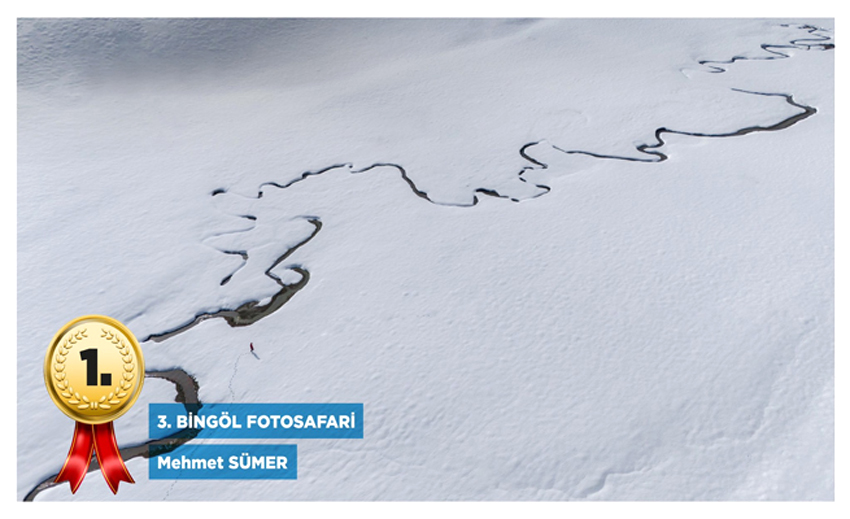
80, 348, 112, 386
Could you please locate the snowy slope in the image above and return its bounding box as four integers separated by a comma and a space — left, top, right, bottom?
17, 18, 833, 500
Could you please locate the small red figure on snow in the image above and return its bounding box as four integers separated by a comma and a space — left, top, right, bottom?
250, 342, 254, 353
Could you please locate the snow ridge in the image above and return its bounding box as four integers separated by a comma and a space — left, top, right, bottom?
198, 23, 832, 335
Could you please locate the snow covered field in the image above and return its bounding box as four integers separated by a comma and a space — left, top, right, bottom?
17, 18, 833, 500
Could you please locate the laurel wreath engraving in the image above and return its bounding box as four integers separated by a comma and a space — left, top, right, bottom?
52, 327, 136, 411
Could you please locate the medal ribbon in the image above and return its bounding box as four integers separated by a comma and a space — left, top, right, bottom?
55, 421, 135, 494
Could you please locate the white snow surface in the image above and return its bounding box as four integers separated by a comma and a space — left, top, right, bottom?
17, 18, 833, 500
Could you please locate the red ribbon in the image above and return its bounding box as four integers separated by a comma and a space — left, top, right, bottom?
55, 422, 135, 494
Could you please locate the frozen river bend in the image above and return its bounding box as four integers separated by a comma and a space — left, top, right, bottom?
18, 19, 833, 500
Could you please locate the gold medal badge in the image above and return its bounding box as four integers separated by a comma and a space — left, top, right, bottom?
44, 315, 144, 494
